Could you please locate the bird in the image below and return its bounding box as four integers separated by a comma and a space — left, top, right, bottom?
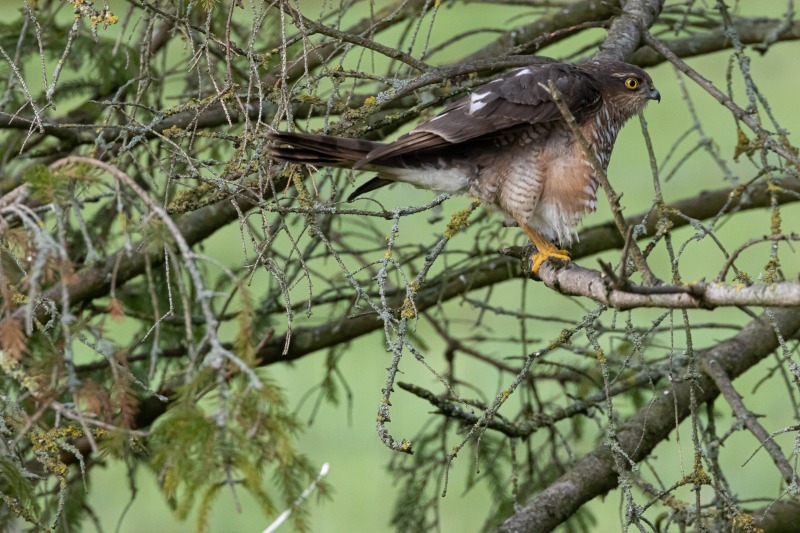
267, 59, 660, 273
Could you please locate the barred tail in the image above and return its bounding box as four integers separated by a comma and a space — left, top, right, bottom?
266, 131, 381, 167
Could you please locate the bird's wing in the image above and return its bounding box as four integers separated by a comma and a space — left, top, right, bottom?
354, 62, 602, 168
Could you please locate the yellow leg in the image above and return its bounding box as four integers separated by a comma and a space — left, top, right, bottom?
522, 225, 570, 274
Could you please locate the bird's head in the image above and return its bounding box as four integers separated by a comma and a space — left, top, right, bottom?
586, 61, 660, 118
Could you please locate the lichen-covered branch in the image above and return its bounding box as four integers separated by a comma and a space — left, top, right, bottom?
499, 306, 800, 533
533, 261, 800, 309
256, 177, 800, 365
594, 0, 665, 62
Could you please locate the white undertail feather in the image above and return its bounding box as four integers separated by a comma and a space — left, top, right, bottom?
386, 165, 471, 194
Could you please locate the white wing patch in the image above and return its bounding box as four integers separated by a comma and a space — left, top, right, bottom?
469, 91, 492, 114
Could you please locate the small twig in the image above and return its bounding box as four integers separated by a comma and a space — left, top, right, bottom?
618, 225, 636, 280
642, 30, 800, 165
398, 382, 527, 438
598, 259, 626, 290
716, 233, 800, 282
702, 358, 797, 487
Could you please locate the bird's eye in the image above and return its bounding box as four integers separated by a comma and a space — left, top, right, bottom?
625, 78, 640, 90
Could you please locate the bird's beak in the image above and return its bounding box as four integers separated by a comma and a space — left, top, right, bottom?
649, 89, 661, 103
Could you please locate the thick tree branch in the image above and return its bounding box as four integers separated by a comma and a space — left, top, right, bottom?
594, 0, 665, 62
499, 307, 800, 533
533, 261, 800, 309
632, 17, 800, 67
464, 0, 618, 62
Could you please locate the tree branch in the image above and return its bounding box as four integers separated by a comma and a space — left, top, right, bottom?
464, 0, 618, 62
632, 17, 800, 67
594, 0, 665, 62
499, 306, 800, 533
642, 30, 800, 165
256, 177, 800, 365
532, 261, 800, 309
702, 358, 797, 486
12, 180, 276, 323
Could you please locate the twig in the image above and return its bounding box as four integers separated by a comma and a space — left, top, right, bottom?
500, 307, 800, 532
642, 30, 800, 165
702, 358, 797, 486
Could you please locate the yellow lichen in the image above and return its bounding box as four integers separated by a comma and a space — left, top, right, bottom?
29, 425, 88, 477
595, 349, 606, 363
161, 125, 184, 137
445, 205, 474, 238
547, 328, 573, 350
400, 297, 416, 319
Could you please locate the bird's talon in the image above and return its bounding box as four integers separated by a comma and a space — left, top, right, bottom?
529, 249, 570, 275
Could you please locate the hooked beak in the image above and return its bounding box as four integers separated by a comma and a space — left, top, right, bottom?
648, 88, 661, 103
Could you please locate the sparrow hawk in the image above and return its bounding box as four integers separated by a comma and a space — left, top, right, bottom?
268, 59, 660, 273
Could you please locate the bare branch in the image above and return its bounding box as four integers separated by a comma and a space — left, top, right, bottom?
594, 0, 665, 62
499, 307, 800, 533
702, 358, 797, 486
632, 17, 800, 67
642, 30, 800, 165
534, 260, 800, 309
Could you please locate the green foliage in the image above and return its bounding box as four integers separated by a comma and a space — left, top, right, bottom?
0, 454, 41, 527
23, 162, 103, 206
23, 164, 68, 204
149, 370, 320, 531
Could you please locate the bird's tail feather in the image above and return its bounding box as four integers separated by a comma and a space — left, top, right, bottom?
267, 131, 381, 167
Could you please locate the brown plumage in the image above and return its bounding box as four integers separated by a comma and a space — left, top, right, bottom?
267, 59, 660, 272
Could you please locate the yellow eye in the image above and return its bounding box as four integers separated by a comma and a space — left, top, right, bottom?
625, 78, 639, 90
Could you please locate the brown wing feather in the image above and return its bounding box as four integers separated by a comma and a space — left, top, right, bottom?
354, 62, 603, 168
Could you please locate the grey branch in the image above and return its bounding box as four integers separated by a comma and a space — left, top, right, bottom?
499, 307, 800, 533
594, 0, 665, 62
702, 358, 797, 486
533, 261, 800, 309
